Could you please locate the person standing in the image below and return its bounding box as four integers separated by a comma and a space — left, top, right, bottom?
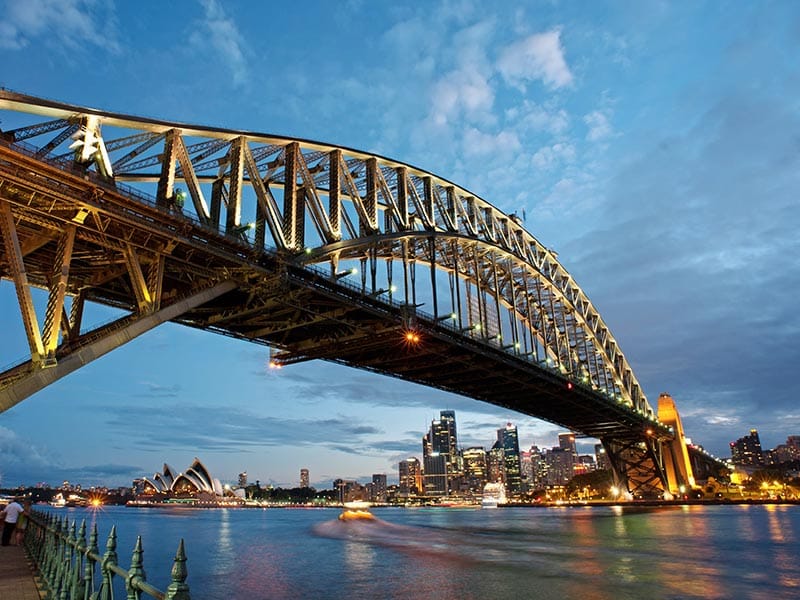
13, 500, 30, 546
0, 497, 25, 546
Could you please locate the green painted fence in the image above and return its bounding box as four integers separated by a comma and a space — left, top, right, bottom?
23, 509, 190, 600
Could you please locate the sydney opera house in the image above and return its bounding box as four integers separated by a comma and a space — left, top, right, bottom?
138, 458, 224, 499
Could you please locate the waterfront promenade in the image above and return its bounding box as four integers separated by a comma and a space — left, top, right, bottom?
0, 545, 42, 599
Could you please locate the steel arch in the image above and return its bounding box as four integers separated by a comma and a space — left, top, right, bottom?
0, 90, 652, 417
0, 91, 676, 495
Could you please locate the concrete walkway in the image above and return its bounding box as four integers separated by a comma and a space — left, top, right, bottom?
0, 544, 43, 600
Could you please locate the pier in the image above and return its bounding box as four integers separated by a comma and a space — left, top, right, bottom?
3, 510, 190, 600
0, 545, 43, 599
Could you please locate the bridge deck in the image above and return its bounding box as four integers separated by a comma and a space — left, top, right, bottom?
0, 545, 43, 599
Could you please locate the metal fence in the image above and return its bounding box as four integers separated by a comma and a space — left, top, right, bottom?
23, 509, 190, 600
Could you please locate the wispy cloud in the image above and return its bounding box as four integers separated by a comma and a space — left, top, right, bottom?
136, 382, 181, 398
192, 0, 248, 88
101, 402, 385, 453
0, 0, 119, 52
584, 110, 613, 141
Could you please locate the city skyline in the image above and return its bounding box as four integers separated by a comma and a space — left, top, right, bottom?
1, 1, 799, 488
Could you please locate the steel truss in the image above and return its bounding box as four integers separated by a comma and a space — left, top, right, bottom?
0, 91, 675, 493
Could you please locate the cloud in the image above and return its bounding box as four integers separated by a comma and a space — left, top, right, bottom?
462, 127, 521, 157
497, 29, 573, 90
584, 110, 613, 141
531, 142, 576, 171
508, 101, 570, 135
101, 402, 385, 453
0, 426, 53, 477
136, 382, 181, 398
429, 65, 495, 127
192, 0, 248, 88
0, 0, 119, 52
560, 89, 800, 454
0, 426, 141, 487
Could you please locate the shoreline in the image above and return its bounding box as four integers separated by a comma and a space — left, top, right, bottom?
115, 497, 800, 510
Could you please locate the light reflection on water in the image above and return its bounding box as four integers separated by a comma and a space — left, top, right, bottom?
44, 504, 800, 600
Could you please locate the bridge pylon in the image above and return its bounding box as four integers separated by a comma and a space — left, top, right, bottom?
657, 393, 696, 495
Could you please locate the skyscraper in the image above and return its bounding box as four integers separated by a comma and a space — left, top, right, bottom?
558, 433, 577, 455
423, 454, 448, 496
595, 443, 611, 470
487, 446, 505, 484
424, 410, 461, 493
496, 423, 522, 494
372, 474, 387, 503
462, 446, 488, 493
730, 429, 765, 466
300, 468, 309, 488
399, 457, 422, 496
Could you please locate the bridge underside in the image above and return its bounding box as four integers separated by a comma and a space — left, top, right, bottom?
0, 104, 674, 497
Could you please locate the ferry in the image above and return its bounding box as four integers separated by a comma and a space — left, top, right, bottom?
339, 501, 374, 521
481, 483, 507, 508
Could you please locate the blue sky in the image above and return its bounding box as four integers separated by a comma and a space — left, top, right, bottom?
1, 0, 798, 488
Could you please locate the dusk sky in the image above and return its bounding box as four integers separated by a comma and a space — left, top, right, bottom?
1, 1, 798, 489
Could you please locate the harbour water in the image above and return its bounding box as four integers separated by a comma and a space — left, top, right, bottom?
43, 504, 799, 599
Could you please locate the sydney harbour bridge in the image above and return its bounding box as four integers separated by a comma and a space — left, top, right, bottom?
0, 90, 708, 497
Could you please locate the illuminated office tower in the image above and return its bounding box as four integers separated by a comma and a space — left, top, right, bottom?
424, 410, 461, 492
595, 443, 611, 470
372, 473, 387, 502
462, 446, 488, 493
496, 423, 522, 494
559, 433, 577, 456
487, 446, 505, 483
423, 454, 447, 496
730, 429, 765, 466
399, 457, 422, 496
300, 468, 309, 488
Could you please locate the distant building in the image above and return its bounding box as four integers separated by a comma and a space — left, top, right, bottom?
333, 479, 364, 503
487, 446, 505, 484
424, 410, 461, 493
595, 443, 611, 471
496, 423, 522, 494
544, 447, 574, 486
519, 450, 532, 492
730, 429, 765, 466
529, 446, 547, 490
462, 447, 488, 493
372, 474, 387, 502
765, 437, 800, 465
423, 454, 448, 496
559, 433, 577, 455
300, 469, 310, 488
138, 458, 223, 497
398, 457, 422, 496
238, 472, 248, 488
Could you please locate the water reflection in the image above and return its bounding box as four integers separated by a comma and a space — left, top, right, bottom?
766, 505, 800, 591
44, 504, 800, 599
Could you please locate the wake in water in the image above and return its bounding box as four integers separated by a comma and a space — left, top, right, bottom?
312, 513, 579, 570
313, 515, 478, 563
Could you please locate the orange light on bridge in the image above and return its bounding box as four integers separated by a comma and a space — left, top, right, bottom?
404, 331, 421, 344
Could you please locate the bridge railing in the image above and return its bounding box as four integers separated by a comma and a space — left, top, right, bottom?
23, 509, 190, 600
3, 138, 242, 244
